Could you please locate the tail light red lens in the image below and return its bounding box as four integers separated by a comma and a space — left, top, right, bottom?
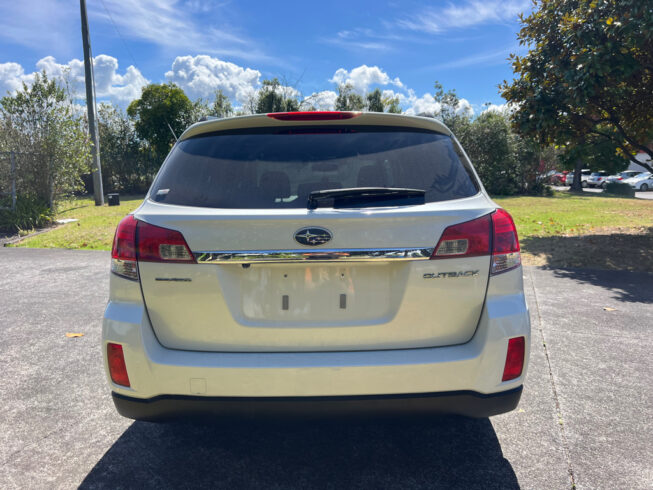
431, 215, 491, 258
111, 215, 138, 280
110, 215, 195, 280
266, 111, 360, 121
137, 221, 195, 263
502, 336, 525, 381
430, 208, 520, 275
491, 209, 521, 275
107, 343, 130, 387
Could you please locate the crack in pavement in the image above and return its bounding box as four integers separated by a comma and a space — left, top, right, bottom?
528, 267, 577, 489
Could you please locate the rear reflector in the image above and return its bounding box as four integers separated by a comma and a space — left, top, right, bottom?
502, 336, 525, 381
107, 343, 130, 387
110, 215, 195, 280
267, 111, 360, 121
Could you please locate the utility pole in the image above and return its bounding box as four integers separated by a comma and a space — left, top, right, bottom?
80, 0, 104, 206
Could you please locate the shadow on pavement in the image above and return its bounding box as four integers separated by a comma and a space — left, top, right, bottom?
549, 267, 653, 304
80, 416, 518, 489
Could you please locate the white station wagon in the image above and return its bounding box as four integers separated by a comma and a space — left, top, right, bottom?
103, 111, 530, 421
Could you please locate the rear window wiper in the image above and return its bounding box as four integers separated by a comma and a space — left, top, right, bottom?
307, 187, 426, 210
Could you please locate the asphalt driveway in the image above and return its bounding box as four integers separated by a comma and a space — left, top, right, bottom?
0, 248, 651, 489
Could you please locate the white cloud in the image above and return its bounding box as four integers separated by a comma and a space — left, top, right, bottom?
0, 63, 35, 96
301, 91, 338, 111
403, 92, 442, 116
0, 56, 148, 104
329, 65, 403, 93
481, 103, 516, 115
164, 55, 261, 104
399, 0, 530, 33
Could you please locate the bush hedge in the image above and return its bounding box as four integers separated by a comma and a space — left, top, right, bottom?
0, 195, 53, 233
604, 182, 635, 197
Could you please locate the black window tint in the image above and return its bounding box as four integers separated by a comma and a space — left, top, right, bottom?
150, 126, 479, 209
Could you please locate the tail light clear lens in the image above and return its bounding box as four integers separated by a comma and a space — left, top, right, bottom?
110, 215, 195, 280
107, 343, 130, 387
502, 336, 525, 381
430, 208, 521, 276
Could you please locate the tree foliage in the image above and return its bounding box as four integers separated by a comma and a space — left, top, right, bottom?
97, 103, 152, 193
335, 84, 365, 111
0, 71, 91, 207
501, 0, 653, 173
127, 83, 195, 165
255, 78, 300, 113
211, 89, 233, 118
366, 89, 384, 112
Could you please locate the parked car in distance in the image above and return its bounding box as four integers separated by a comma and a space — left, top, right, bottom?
565, 169, 591, 187
623, 172, 653, 191
549, 171, 568, 185
103, 111, 530, 422
606, 170, 641, 185
587, 171, 610, 188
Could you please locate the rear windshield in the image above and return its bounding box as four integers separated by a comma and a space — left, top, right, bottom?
150, 126, 479, 209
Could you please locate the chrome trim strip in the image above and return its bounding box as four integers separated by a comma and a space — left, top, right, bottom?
194, 247, 434, 264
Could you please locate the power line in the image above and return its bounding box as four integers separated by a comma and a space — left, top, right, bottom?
99, 0, 139, 68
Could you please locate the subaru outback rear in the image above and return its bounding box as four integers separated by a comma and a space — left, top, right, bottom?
103, 111, 530, 421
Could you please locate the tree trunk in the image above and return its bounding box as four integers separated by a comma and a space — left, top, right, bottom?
570, 158, 584, 192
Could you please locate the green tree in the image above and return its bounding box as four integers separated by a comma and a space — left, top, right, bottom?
211, 89, 233, 118
255, 78, 300, 113
0, 71, 91, 208
383, 95, 402, 114
433, 81, 471, 135
366, 88, 384, 112
97, 103, 151, 193
127, 83, 195, 166
334, 84, 365, 111
501, 0, 653, 185
457, 112, 519, 195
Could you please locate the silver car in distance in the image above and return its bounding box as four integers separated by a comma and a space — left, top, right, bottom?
103, 111, 530, 421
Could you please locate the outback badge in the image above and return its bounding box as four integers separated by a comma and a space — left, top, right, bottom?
423, 270, 479, 279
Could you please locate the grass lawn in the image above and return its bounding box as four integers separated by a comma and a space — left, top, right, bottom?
14, 195, 144, 250
12, 191, 653, 271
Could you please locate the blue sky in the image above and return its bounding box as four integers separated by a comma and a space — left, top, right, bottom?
0, 0, 531, 114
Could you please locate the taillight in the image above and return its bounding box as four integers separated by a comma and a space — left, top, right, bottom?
266, 111, 360, 121
430, 209, 521, 275
137, 221, 195, 263
502, 336, 525, 381
107, 343, 130, 387
491, 209, 521, 275
431, 215, 491, 258
111, 215, 138, 280
110, 216, 195, 280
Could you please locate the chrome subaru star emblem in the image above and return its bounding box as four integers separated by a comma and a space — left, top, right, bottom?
294, 227, 332, 246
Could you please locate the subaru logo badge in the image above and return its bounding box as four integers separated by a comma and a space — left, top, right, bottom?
294, 227, 332, 246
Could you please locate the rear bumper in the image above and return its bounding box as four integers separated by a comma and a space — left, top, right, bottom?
113, 386, 523, 421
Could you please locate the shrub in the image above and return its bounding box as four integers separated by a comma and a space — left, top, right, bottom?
0, 195, 53, 232
604, 182, 635, 197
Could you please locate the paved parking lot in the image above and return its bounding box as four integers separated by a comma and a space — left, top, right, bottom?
0, 248, 651, 489
551, 185, 653, 199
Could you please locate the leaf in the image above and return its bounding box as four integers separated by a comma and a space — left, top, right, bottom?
602, 307, 617, 312
606, 17, 614, 25
65, 332, 84, 338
